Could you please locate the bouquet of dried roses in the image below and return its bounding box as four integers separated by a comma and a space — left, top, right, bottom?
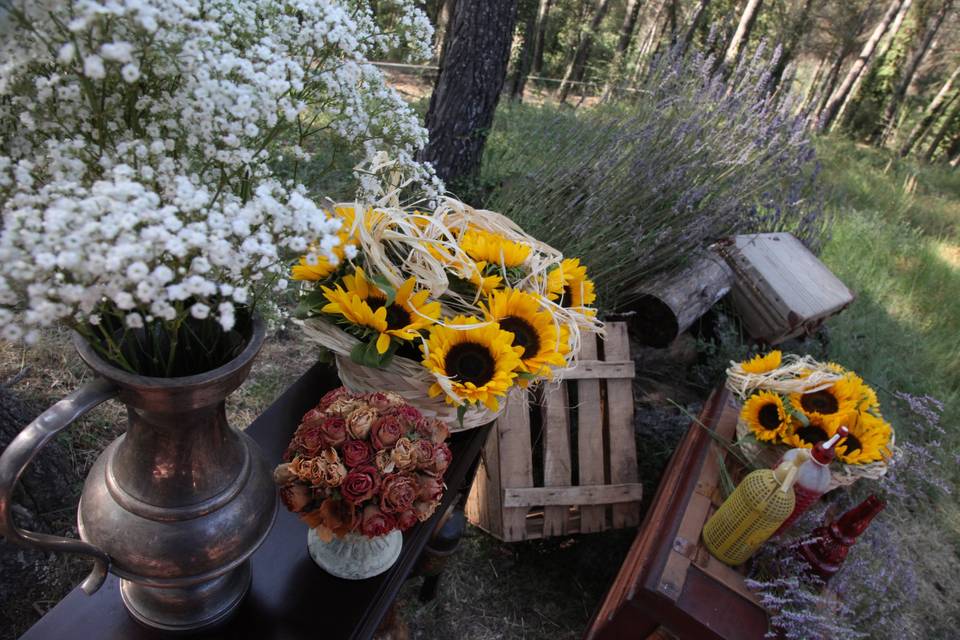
274, 387, 451, 542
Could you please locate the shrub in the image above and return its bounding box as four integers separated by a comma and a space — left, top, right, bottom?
481, 43, 826, 311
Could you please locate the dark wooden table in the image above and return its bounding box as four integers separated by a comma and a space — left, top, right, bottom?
584, 388, 770, 640
20, 362, 491, 640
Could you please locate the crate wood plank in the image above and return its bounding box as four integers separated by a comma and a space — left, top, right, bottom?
465, 420, 503, 537
557, 360, 635, 380
577, 335, 607, 533
603, 322, 641, 528
541, 383, 573, 537
498, 389, 535, 541
503, 482, 644, 507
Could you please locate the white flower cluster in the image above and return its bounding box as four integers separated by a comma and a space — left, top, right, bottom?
0, 0, 437, 349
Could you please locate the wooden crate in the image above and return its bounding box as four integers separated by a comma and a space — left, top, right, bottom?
716, 232, 855, 344
466, 322, 642, 542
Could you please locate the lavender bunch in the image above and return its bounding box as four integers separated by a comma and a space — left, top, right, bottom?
482, 42, 826, 310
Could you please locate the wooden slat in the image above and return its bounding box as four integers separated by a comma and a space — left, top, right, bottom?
503, 482, 644, 507
603, 323, 641, 528
497, 388, 534, 541
465, 420, 502, 537
577, 334, 607, 533
541, 383, 572, 536
558, 360, 635, 380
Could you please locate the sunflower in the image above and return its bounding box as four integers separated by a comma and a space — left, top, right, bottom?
291, 206, 358, 282
468, 261, 504, 294
545, 258, 597, 311
460, 228, 531, 268
782, 413, 839, 450
839, 371, 880, 412
834, 410, 893, 465
482, 289, 569, 380
326, 267, 440, 353
789, 380, 856, 420
320, 284, 390, 351
740, 391, 790, 442
422, 316, 523, 411
739, 351, 782, 374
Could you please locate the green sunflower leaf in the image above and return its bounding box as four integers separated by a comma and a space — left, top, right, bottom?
370, 274, 397, 306
456, 403, 468, 428
783, 401, 810, 427
349, 340, 370, 366
293, 289, 328, 319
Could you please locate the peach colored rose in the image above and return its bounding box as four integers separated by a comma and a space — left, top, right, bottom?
318, 387, 355, 412
315, 449, 347, 487
342, 439, 373, 468
365, 391, 406, 410
416, 473, 444, 503
288, 456, 315, 483
416, 417, 450, 444
340, 465, 380, 504
346, 406, 378, 440
273, 462, 297, 485
380, 473, 418, 514
279, 484, 312, 513
391, 437, 419, 471
414, 500, 438, 522
375, 449, 395, 474
326, 397, 363, 417
360, 504, 397, 537
371, 415, 404, 449
412, 439, 435, 468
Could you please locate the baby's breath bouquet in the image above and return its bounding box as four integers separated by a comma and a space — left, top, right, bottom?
0, 0, 437, 376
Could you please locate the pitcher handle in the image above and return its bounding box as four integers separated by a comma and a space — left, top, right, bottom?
0, 377, 118, 594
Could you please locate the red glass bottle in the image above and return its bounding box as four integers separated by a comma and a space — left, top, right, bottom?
796, 495, 886, 580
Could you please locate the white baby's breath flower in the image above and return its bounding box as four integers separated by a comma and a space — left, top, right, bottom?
190, 303, 210, 320
82, 55, 106, 79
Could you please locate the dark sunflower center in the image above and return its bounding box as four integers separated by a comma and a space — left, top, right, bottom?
498, 316, 540, 357
561, 286, 574, 308
842, 434, 862, 454
445, 343, 496, 386
796, 425, 829, 446
384, 304, 410, 330
757, 404, 782, 430
800, 390, 840, 415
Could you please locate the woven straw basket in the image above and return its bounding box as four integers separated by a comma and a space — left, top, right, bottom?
299, 317, 507, 431
725, 353, 894, 490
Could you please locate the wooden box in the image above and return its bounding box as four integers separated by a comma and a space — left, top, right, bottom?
717, 233, 854, 344
465, 322, 643, 542
585, 388, 769, 640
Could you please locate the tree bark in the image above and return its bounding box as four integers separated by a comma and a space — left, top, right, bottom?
601, 0, 644, 101
433, 0, 458, 63
508, 2, 538, 101
422, 0, 518, 183
557, 0, 615, 104
722, 0, 765, 72
877, 0, 953, 144
801, 57, 826, 111
678, 0, 712, 58
769, 0, 817, 91
922, 91, 960, 161
817, 0, 907, 133
530, 0, 553, 75
899, 62, 960, 156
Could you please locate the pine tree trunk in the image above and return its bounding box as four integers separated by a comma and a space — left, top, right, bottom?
557, 0, 615, 104
722, 0, 764, 72
877, 0, 952, 144
531, 0, 553, 75
508, 4, 538, 101
433, 0, 458, 63
678, 0, 712, 58
423, 0, 518, 183
801, 57, 826, 111
769, 0, 816, 91
817, 0, 907, 133
922, 92, 960, 161
899, 63, 960, 156
601, 0, 644, 102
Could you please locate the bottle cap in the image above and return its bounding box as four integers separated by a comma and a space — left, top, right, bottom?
812, 426, 849, 464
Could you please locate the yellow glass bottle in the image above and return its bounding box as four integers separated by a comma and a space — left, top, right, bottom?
702, 459, 801, 566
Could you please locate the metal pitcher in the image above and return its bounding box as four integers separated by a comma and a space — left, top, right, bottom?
0, 319, 277, 631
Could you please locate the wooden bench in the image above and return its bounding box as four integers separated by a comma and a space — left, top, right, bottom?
584, 388, 769, 640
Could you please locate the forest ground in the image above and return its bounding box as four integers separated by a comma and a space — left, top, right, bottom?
1, 97, 959, 638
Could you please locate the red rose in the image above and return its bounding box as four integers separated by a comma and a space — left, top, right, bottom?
422, 442, 452, 475
339, 465, 380, 504
318, 387, 354, 412
371, 415, 404, 449
413, 439, 435, 468
379, 473, 418, 514
396, 509, 418, 531
416, 417, 450, 444
279, 484, 312, 513
341, 439, 373, 468
365, 391, 406, 410
298, 410, 347, 449
416, 473, 443, 503
385, 404, 423, 430
361, 505, 397, 537
292, 421, 326, 457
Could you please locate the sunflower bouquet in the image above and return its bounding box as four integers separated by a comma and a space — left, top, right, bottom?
726, 351, 895, 489
292, 196, 601, 430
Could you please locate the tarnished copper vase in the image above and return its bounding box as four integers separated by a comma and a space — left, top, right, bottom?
0, 319, 277, 631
